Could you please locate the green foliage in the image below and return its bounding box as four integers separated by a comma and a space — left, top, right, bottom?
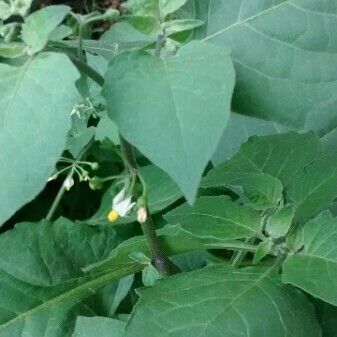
1, 1, 337, 336
103, 41, 235, 203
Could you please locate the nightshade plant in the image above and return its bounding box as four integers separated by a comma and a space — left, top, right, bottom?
0, 0, 337, 336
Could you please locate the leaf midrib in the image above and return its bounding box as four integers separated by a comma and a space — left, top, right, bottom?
0, 264, 141, 331
202, 0, 290, 42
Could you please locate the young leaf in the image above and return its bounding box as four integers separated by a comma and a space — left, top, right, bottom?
22, 5, 71, 55
72, 317, 125, 337
0, 42, 25, 58
123, 264, 321, 337
103, 41, 235, 203
283, 211, 337, 306
164, 196, 263, 240
163, 19, 204, 35
200, 1, 337, 131
0, 52, 80, 226
287, 154, 337, 223
0, 218, 117, 286
266, 205, 295, 239
159, 0, 189, 18
253, 239, 273, 264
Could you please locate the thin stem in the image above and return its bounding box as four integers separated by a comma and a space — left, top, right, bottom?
120, 137, 177, 276
154, 32, 165, 57
231, 237, 257, 268
45, 142, 92, 221
46, 167, 75, 221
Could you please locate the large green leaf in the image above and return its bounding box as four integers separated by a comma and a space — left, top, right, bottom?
22, 5, 71, 54
0, 218, 116, 286
164, 196, 263, 240
200, 0, 337, 132
283, 211, 337, 306
123, 264, 321, 337
287, 154, 337, 222
103, 40, 235, 203
0, 52, 80, 225
212, 112, 291, 164
72, 317, 125, 337
206, 132, 322, 189
0, 264, 140, 337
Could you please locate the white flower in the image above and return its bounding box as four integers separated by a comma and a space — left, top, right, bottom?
107, 188, 135, 222
63, 177, 74, 191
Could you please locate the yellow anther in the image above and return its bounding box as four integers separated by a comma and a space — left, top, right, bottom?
107, 210, 120, 222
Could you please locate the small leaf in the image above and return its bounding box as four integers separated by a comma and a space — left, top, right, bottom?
103, 40, 235, 203
22, 5, 71, 54
164, 196, 263, 240
95, 116, 120, 145
72, 317, 125, 337
123, 264, 321, 337
283, 211, 337, 306
163, 19, 204, 35
0, 42, 25, 58
253, 239, 273, 264
142, 264, 162, 286
160, 0, 189, 18
266, 205, 295, 239
288, 154, 337, 223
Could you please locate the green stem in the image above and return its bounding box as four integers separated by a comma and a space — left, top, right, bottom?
120, 137, 177, 276
154, 32, 165, 57
46, 167, 74, 221
231, 237, 257, 268
45, 142, 91, 221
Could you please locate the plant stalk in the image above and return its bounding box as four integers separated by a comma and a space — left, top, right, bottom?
120, 137, 176, 276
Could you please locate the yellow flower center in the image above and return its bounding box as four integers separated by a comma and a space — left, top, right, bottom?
107, 210, 120, 222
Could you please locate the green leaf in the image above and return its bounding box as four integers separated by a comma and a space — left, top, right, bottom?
287, 154, 337, 222
314, 299, 337, 337
142, 264, 162, 286
0, 263, 139, 337
253, 239, 274, 264
95, 116, 120, 145
22, 5, 71, 55
0, 42, 25, 58
200, 1, 337, 131
103, 41, 235, 203
206, 132, 322, 188
164, 196, 263, 240
283, 211, 337, 306
123, 264, 321, 337
160, 0, 189, 18
163, 19, 204, 35
202, 168, 283, 210
100, 21, 156, 51
88, 164, 182, 226
0, 52, 80, 225
212, 112, 291, 164
266, 205, 295, 239
0, 1, 11, 20
72, 317, 125, 337
0, 218, 116, 286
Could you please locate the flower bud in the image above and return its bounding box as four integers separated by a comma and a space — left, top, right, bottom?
63, 177, 74, 191
89, 176, 103, 190
137, 207, 147, 224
